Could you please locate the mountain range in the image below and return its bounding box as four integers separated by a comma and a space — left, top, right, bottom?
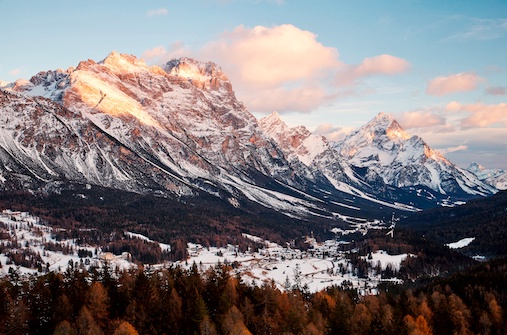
0, 51, 501, 223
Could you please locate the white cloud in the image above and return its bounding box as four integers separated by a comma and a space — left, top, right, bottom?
313, 124, 354, 142
444, 17, 507, 42
141, 41, 191, 65
147, 8, 168, 17
354, 54, 411, 77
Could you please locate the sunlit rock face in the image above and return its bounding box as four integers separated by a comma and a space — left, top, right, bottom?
0, 52, 310, 213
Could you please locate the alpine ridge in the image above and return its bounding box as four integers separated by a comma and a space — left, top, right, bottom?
467, 162, 507, 190
0, 52, 497, 223
333, 113, 496, 200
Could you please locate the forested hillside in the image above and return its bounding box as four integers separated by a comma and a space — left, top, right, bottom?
1, 259, 506, 335
399, 190, 507, 258
0, 186, 335, 263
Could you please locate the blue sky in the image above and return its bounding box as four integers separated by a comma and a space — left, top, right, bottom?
1, 0, 506, 168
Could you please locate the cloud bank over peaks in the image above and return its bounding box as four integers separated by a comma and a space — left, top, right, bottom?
446, 101, 507, 129
396, 110, 446, 129
313, 123, 354, 142
141, 24, 411, 114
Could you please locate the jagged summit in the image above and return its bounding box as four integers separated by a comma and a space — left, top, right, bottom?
99, 51, 166, 76
358, 112, 410, 143
259, 111, 323, 166
259, 111, 311, 140
467, 163, 507, 190
164, 57, 232, 92
335, 113, 495, 197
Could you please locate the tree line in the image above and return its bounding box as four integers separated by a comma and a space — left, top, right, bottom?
1, 257, 506, 335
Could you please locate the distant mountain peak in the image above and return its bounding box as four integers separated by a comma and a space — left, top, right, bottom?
467, 163, 507, 190
335, 113, 494, 197
364, 112, 410, 142
468, 162, 485, 172
259, 112, 312, 148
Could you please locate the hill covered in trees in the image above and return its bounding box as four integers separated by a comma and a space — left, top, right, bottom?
1, 258, 506, 335
399, 190, 507, 258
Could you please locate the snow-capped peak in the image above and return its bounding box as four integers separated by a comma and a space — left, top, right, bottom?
96, 51, 168, 78
335, 113, 495, 197
467, 162, 486, 174
363, 112, 410, 142
260, 112, 326, 166
467, 163, 507, 190
163, 57, 231, 91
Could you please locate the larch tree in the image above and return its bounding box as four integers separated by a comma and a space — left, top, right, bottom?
86, 281, 110, 330
112, 320, 139, 335
76, 306, 103, 335
53, 320, 76, 335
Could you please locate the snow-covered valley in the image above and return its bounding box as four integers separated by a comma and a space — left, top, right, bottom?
0, 209, 410, 294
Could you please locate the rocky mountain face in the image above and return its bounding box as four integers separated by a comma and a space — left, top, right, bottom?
260, 112, 496, 207
333, 113, 496, 199
0, 52, 497, 222
467, 163, 507, 190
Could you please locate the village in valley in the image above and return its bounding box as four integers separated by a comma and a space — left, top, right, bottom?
0, 209, 411, 294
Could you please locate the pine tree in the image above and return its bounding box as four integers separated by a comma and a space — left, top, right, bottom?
3, 294, 30, 335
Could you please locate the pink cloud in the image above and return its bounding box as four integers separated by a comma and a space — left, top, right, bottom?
141, 41, 191, 64
140, 24, 411, 114
485, 86, 506, 96
197, 24, 346, 113
201, 24, 342, 88
446, 101, 507, 128
245, 86, 334, 113
426, 72, 484, 96
396, 110, 446, 129
354, 54, 411, 77
437, 145, 468, 155
313, 123, 352, 142
9, 68, 20, 76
